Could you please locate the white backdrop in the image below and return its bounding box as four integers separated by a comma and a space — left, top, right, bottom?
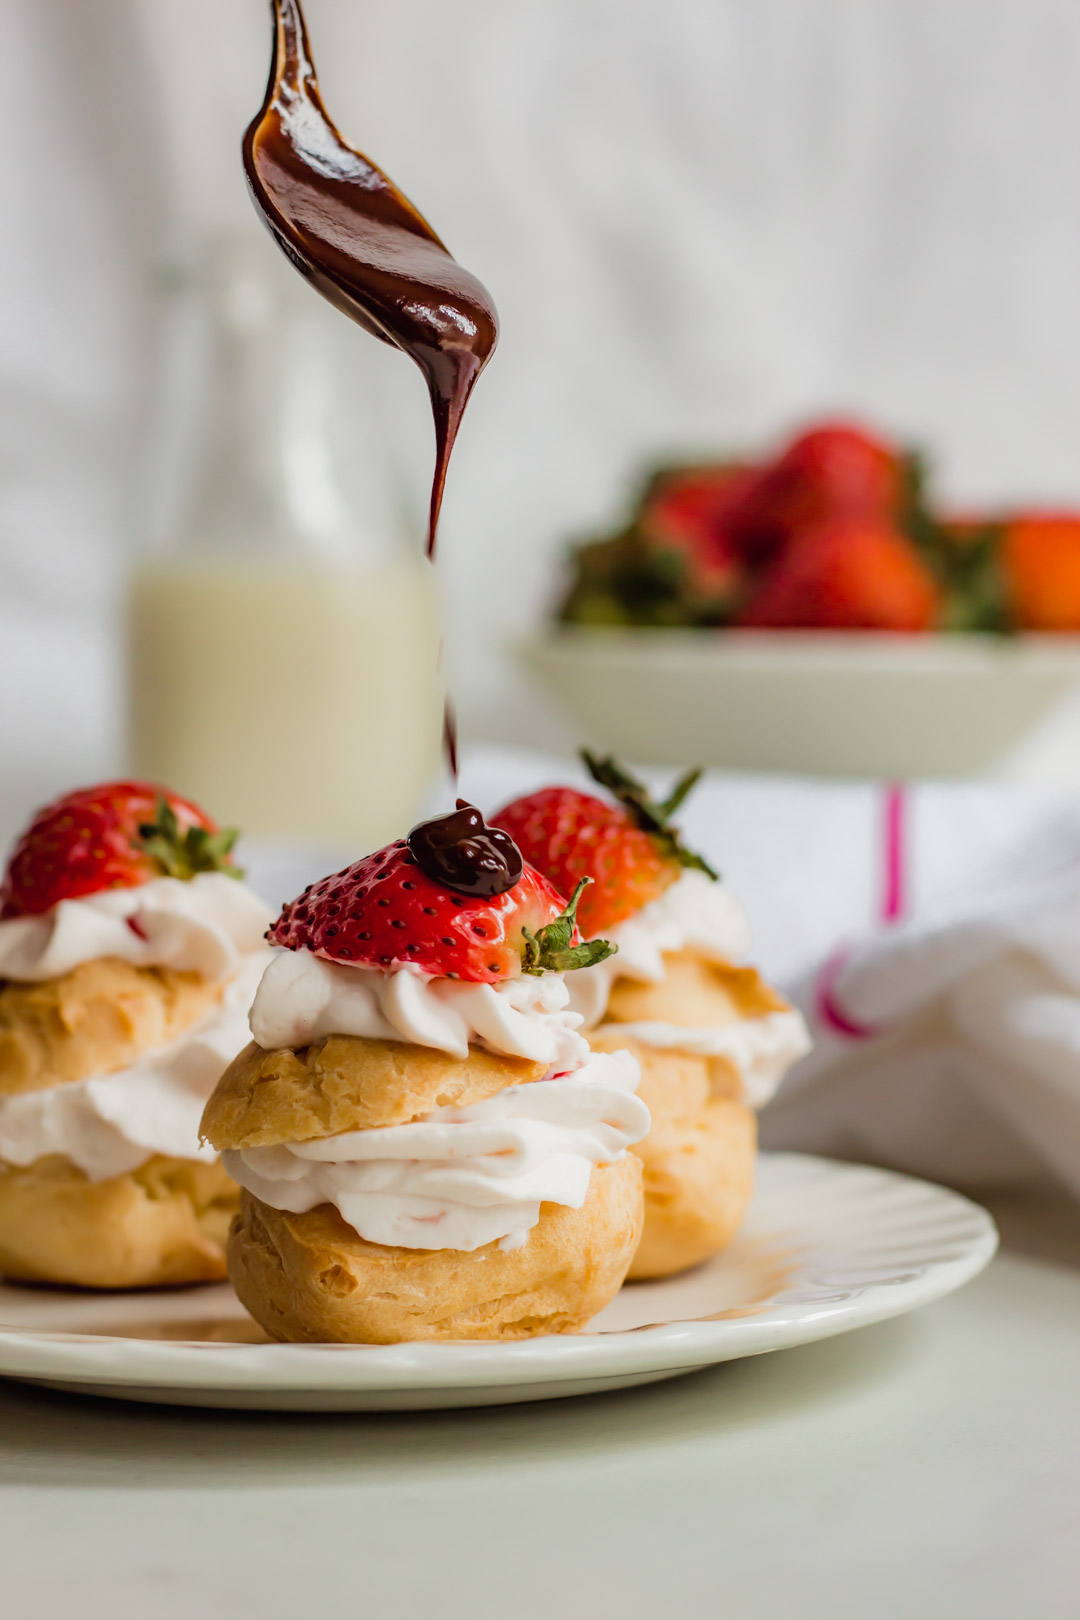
4, 0, 1080, 830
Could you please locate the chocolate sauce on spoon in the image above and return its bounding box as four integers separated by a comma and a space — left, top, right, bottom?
244, 0, 499, 558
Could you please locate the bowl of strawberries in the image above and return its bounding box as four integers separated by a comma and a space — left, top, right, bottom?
525, 420, 1080, 777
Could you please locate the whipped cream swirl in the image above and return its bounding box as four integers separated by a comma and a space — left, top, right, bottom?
612, 1010, 811, 1109
224, 1047, 648, 1252
0, 952, 272, 1181
566, 868, 752, 1028
562, 870, 810, 1106
250, 948, 589, 1068
0, 874, 273, 986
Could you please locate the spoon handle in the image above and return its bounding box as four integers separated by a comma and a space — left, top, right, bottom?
268, 0, 313, 103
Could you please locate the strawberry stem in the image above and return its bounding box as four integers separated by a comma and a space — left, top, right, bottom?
137, 797, 245, 883
521, 878, 618, 976
580, 752, 719, 880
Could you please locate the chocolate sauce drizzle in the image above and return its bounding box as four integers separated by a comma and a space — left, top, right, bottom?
442, 697, 460, 782
244, 0, 499, 558
408, 801, 523, 898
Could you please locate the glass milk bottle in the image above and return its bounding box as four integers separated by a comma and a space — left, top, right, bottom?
128, 234, 441, 848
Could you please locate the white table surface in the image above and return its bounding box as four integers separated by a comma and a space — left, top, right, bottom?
1, 1190, 1077, 1620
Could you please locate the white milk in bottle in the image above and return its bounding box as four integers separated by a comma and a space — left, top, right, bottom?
128, 235, 441, 846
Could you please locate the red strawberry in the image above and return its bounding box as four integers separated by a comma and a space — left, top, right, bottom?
269, 803, 614, 984
0, 782, 241, 920
492, 755, 717, 939
637, 464, 754, 601
725, 421, 904, 562
735, 517, 939, 631
1001, 512, 1080, 631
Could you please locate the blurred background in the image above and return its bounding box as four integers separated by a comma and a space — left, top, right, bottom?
7, 0, 1080, 844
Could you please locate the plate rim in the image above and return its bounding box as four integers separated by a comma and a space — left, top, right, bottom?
0, 1154, 998, 1394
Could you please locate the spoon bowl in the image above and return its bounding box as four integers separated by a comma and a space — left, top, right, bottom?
244, 0, 499, 554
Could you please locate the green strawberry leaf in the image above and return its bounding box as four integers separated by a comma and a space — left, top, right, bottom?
580, 752, 719, 880
137, 797, 245, 882
656, 765, 703, 823
521, 878, 618, 976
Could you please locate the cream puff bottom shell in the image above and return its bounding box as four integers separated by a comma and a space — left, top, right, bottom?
590, 1029, 756, 1280
628, 1095, 755, 1280
228, 1155, 644, 1344
0, 1153, 237, 1288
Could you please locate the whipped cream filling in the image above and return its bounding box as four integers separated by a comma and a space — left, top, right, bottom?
0, 873, 274, 985
250, 948, 590, 1068
561, 870, 808, 1106
613, 1009, 812, 1109
566, 869, 752, 1028
224, 1047, 648, 1252
0, 951, 271, 1182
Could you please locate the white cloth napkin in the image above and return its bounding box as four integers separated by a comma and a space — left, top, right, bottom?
458, 745, 1080, 1197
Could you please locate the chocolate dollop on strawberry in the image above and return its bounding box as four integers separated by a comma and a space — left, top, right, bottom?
407, 801, 523, 899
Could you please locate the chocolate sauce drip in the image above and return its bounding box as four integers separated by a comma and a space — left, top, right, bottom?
442, 698, 459, 783
408, 800, 523, 898
244, 0, 499, 557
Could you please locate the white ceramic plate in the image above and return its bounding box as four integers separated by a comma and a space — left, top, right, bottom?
523, 626, 1080, 777
0, 1154, 996, 1411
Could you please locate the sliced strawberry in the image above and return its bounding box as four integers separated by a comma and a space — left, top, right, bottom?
735, 517, 939, 631
493, 755, 716, 939
0, 781, 241, 920
269, 805, 614, 983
